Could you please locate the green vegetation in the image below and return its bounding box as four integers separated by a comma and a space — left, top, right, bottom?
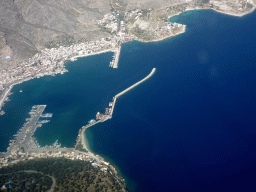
0, 158, 126, 192
0, 171, 52, 192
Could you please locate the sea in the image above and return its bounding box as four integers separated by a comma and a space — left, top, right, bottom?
0, 9, 256, 192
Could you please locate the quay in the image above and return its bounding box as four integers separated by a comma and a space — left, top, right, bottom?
5, 105, 47, 157
110, 46, 121, 68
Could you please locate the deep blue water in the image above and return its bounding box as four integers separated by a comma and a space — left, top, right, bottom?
1, 9, 256, 192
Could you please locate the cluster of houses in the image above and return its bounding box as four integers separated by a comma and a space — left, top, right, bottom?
0, 150, 110, 173
0, 32, 135, 93
98, 12, 120, 33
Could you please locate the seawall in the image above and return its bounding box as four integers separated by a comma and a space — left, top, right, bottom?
110, 68, 156, 116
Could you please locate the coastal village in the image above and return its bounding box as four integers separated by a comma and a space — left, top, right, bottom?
0, 7, 188, 114
1, 0, 255, 112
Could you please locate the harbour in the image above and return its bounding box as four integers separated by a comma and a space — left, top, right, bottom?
0, 9, 256, 192
4, 105, 49, 157
77, 68, 156, 153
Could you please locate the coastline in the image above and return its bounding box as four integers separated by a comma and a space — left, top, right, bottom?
1, 5, 255, 113
81, 126, 95, 153
76, 68, 156, 191
137, 25, 186, 43
213, 6, 256, 17
0, 7, 256, 192
80, 128, 128, 191
69, 48, 116, 61
180, 5, 256, 18
0, 76, 34, 111
0, 5, 255, 189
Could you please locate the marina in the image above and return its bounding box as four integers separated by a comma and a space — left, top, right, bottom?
4, 105, 49, 157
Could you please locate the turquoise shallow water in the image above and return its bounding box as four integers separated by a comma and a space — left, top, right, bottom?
1, 9, 256, 192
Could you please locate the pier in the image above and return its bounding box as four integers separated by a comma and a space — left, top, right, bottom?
110, 46, 121, 68
110, 97, 117, 116
5, 105, 48, 157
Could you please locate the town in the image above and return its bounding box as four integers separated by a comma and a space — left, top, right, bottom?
0, 8, 187, 113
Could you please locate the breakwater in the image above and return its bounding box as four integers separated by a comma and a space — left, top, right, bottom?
78, 68, 156, 152
110, 68, 156, 115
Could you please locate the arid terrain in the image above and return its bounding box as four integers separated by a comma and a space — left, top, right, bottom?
0, 0, 255, 71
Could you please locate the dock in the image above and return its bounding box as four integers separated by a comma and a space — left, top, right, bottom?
110, 46, 121, 68
5, 105, 47, 157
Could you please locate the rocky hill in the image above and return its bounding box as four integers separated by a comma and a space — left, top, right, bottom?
0, 0, 112, 70
0, 0, 255, 70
